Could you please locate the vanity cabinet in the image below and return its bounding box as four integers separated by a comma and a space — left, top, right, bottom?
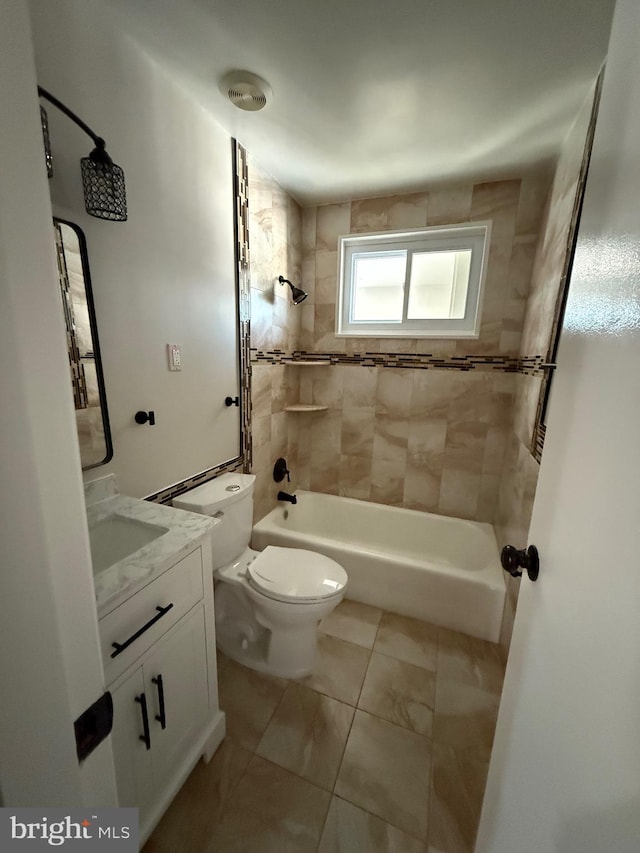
99, 539, 225, 844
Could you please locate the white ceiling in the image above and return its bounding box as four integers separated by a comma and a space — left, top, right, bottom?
104, 0, 615, 206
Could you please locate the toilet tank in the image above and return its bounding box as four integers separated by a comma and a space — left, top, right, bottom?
172, 473, 255, 570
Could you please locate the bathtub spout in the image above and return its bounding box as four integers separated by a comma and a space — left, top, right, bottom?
277, 491, 297, 505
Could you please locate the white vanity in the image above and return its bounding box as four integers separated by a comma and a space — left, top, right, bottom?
85, 475, 225, 844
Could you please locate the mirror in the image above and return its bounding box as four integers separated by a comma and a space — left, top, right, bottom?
54, 218, 113, 470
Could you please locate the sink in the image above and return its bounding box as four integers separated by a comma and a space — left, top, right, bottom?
89, 515, 169, 574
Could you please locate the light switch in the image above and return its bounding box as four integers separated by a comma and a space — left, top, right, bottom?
167, 343, 182, 371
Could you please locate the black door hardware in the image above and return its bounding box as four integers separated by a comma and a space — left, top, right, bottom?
501, 545, 539, 581
225, 396, 240, 407
135, 410, 155, 425
273, 457, 290, 483
152, 674, 167, 730
110, 603, 174, 658
135, 693, 151, 750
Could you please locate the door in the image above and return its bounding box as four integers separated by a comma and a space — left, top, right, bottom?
476, 1, 640, 851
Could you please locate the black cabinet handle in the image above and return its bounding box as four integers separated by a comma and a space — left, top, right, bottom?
135, 410, 155, 425
152, 674, 166, 730
501, 545, 540, 581
135, 693, 151, 750
225, 396, 240, 407
110, 604, 174, 658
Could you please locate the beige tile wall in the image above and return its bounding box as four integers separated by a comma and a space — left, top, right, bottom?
247, 156, 303, 521
495, 85, 598, 655
291, 178, 549, 522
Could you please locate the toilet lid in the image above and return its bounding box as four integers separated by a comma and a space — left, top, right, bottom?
247, 546, 347, 602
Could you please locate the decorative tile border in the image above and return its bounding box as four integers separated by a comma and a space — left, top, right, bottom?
146, 457, 245, 505
251, 348, 548, 376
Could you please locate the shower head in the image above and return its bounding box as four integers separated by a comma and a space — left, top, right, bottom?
278, 275, 308, 305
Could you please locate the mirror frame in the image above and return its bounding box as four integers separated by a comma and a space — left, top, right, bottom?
54, 217, 113, 470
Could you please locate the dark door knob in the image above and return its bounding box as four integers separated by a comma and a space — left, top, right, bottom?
501, 545, 539, 581
135, 410, 155, 425
225, 396, 240, 407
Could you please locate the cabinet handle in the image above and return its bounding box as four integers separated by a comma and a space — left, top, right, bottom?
110, 603, 174, 659
152, 674, 167, 730
135, 693, 151, 750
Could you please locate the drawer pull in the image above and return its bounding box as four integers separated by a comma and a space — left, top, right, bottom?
152, 674, 167, 729
135, 693, 151, 750
110, 603, 174, 658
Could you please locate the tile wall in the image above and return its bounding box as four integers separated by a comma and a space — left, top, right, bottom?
247, 155, 304, 521
288, 178, 550, 522
495, 84, 599, 650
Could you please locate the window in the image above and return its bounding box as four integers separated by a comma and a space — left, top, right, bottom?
336, 222, 491, 338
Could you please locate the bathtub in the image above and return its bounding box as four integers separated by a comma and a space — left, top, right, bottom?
252, 490, 506, 643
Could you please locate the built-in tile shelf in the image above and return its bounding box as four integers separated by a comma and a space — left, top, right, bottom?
284, 404, 329, 413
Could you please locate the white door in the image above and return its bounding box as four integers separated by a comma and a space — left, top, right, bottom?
476, 1, 640, 851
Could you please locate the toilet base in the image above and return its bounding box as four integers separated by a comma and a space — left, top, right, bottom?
213, 577, 342, 679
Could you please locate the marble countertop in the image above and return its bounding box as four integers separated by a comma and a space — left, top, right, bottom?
88, 494, 216, 618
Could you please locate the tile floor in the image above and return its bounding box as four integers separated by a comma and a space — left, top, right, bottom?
144, 600, 505, 853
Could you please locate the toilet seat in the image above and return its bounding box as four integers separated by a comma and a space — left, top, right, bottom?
246, 546, 347, 604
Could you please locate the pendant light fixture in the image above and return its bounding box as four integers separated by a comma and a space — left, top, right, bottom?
38, 86, 127, 222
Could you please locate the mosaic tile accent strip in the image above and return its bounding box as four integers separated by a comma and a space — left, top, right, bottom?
146, 457, 245, 505
251, 348, 547, 375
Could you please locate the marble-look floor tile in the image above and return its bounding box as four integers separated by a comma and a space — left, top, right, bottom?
437, 628, 505, 696
358, 652, 435, 737
299, 634, 370, 706
335, 710, 431, 841
144, 738, 252, 852
205, 755, 330, 853
429, 741, 490, 853
373, 613, 438, 671
217, 653, 288, 751
433, 679, 500, 758
318, 796, 427, 853
256, 682, 354, 790
320, 599, 383, 649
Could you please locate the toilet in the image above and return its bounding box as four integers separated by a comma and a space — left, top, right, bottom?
173, 473, 347, 678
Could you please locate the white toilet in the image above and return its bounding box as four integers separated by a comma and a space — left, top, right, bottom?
173, 473, 347, 678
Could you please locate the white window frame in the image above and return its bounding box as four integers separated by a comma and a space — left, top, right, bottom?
336, 222, 491, 338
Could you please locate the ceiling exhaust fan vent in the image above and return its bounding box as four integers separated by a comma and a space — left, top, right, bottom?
220, 71, 272, 112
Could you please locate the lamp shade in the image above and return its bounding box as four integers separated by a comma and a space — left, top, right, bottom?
81, 143, 127, 221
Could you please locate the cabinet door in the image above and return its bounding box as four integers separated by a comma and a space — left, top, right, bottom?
110, 667, 155, 820
143, 606, 209, 796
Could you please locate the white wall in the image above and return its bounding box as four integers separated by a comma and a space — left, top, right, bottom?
28, 0, 240, 499
0, 0, 116, 806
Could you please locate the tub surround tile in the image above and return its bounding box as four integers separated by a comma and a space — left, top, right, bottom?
374, 613, 439, 672
437, 469, 481, 520
300, 634, 371, 706
217, 653, 288, 752
370, 458, 406, 506
359, 653, 436, 737
316, 203, 352, 252
341, 410, 375, 457
350, 197, 390, 233
338, 454, 372, 500
256, 683, 354, 791
426, 186, 473, 225
343, 365, 378, 410
318, 796, 428, 853
335, 710, 432, 840
386, 192, 429, 231
320, 599, 383, 649
206, 755, 330, 853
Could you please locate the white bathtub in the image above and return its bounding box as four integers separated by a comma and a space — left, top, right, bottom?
252, 490, 506, 643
